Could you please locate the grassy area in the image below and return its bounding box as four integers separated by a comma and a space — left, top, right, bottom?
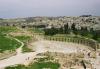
14, 36, 32, 52
33, 28, 44, 33
22, 45, 32, 52
28, 62, 60, 69
29, 28, 44, 34
14, 36, 31, 43
5, 65, 26, 69
0, 36, 21, 52
0, 27, 21, 52
0, 26, 18, 34
5, 62, 60, 69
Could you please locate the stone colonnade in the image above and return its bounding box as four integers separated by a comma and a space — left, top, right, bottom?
33, 33, 100, 51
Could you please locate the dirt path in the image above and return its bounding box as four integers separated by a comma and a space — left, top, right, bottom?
0, 52, 37, 68
14, 38, 24, 54
0, 31, 45, 69
0, 35, 37, 69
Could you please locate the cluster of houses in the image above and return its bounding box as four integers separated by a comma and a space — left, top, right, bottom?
0, 16, 100, 30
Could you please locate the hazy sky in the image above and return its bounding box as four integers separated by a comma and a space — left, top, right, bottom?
0, 0, 100, 18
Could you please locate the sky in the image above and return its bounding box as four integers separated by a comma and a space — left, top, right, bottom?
0, 0, 100, 18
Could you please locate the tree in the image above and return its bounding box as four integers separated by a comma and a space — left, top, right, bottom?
51, 27, 58, 35
71, 23, 76, 31
64, 23, 70, 34
92, 30, 100, 41
58, 27, 64, 34
71, 23, 78, 35
80, 27, 89, 36
73, 28, 78, 35
44, 27, 58, 35
90, 28, 95, 35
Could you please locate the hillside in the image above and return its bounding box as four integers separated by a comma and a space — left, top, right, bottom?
0, 16, 100, 30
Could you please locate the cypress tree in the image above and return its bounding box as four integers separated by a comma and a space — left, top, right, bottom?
64, 23, 69, 34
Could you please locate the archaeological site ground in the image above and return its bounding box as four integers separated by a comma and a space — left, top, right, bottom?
0, 16, 100, 69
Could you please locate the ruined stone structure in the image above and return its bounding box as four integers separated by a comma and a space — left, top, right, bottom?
44, 36, 100, 50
